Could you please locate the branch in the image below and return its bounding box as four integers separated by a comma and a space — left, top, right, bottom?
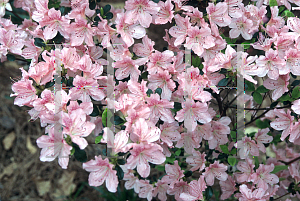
227, 105, 291, 110
273, 192, 290, 200
279, 156, 300, 165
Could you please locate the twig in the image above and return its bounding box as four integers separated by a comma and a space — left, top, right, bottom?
279, 156, 300, 165
273, 192, 290, 200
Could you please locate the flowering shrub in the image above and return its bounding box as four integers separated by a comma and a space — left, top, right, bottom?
3, 0, 300, 200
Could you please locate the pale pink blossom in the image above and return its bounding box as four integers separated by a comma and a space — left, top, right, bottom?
225, 0, 243, 18
203, 161, 228, 186
159, 122, 181, 147
254, 128, 273, 153
186, 150, 206, 172
267, 6, 285, 29
124, 0, 160, 28
270, 109, 294, 141
238, 184, 268, 201
179, 176, 207, 201
236, 158, 255, 183
206, 2, 231, 27
162, 160, 184, 188
138, 180, 154, 201
10, 77, 37, 107
167, 180, 189, 201
263, 74, 290, 101
169, 14, 191, 46
229, 16, 253, 40
83, 156, 118, 192
36, 125, 72, 169
220, 175, 237, 200
133, 35, 155, 59
252, 164, 279, 190
124, 107, 151, 133
126, 143, 166, 178
69, 75, 106, 103
285, 48, 300, 76
153, 0, 174, 25
292, 99, 300, 115
175, 130, 201, 154
32, 0, 49, 22
130, 118, 161, 144
153, 180, 168, 201
68, 17, 95, 46
147, 50, 174, 75
288, 162, 300, 184
61, 108, 95, 149
146, 93, 174, 124
175, 98, 212, 132
207, 117, 231, 149
236, 136, 259, 159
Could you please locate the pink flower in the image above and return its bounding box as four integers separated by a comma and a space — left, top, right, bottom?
153, 0, 174, 24
238, 184, 268, 201
186, 150, 206, 172
133, 35, 155, 59
270, 109, 294, 141
255, 49, 287, 80
68, 17, 95, 46
292, 99, 300, 115
115, 12, 146, 47
267, 6, 285, 29
179, 176, 207, 201
203, 161, 228, 186
162, 160, 184, 188
82, 156, 118, 192
288, 162, 300, 184
184, 26, 215, 57
39, 8, 70, 40
169, 14, 191, 46
206, 117, 231, 149
36, 125, 72, 169
285, 48, 300, 76
175, 98, 212, 132
130, 118, 161, 144
254, 128, 273, 153
124, 0, 159, 28
225, 0, 243, 18
22, 39, 43, 62
235, 158, 255, 183
124, 107, 151, 133
167, 180, 189, 201
138, 180, 154, 201
229, 16, 253, 40
263, 74, 290, 101
0, 29, 24, 55
126, 143, 166, 178
252, 164, 279, 190
206, 2, 231, 27
10, 77, 37, 107
287, 17, 300, 41
220, 175, 237, 200
69, 75, 105, 103
146, 93, 174, 124
147, 50, 174, 75
236, 136, 259, 159
175, 130, 201, 154
153, 180, 169, 201
113, 56, 145, 82
61, 108, 95, 149
32, 0, 49, 22
159, 122, 181, 147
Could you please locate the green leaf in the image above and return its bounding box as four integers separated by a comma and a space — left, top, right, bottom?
254, 156, 259, 169
205, 186, 213, 201
230, 131, 237, 141
230, 148, 237, 155
218, 78, 228, 87
278, 5, 286, 13
256, 85, 269, 93
279, 177, 286, 181
114, 115, 125, 125
270, 101, 279, 108
102, 108, 113, 127
103, 4, 111, 14
70, 147, 75, 155
228, 157, 237, 166
7, 54, 15, 61
220, 145, 229, 154
146, 89, 153, 96
253, 91, 263, 104
105, 12, 113, 20
192, 55, 201, 67
45, 81, 54, 88
279, 94, 293, 102
291, 80, 300, 87
283, 10, 295, 17
115, 165, 124, 180
34, 38, 46, 48
271, 165, 288, 174
73, 143, 87, 162
269, 0, 278, 7
117, 159, 126, 165
292, 86, 300, 99
165, 156, 175, 164
155, 165, 165, 172
90, 105, 100, 117
175, 149, 181, 156
155, 88, 162, 95
245, 80, 255, 92
95, 136, 103, 144
184, 170, 193, 178
255, 119, 270, 129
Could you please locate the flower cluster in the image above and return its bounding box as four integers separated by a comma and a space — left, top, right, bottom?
3, 0, 300, 200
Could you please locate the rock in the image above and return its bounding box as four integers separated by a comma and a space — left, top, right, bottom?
26, 136, 37, 154
2, 131, 16, 150
36, 180, 51, 196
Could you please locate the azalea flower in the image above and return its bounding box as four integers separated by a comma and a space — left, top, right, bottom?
153, 180, 169, 201
292, 99, 300, 115
161, 160, 184, 188
238, 184, 269, 201
83, 156, 118, 192
203, 161, 228, 186
254, 128, 273, 153
186, 150, 206, 172
124, 0, 160, 28
263, 74, 290, 101
220, 176, 237, 200
159, 122, 181, 147
236, 136, 259, 159
169, 14, 191, 46
10, 77, 37, 107
179, 176, 207, 201
36, 125, 72, 169
167, 180, 189, 201
229, 16, 253, 40
32, 0, 49, 22
285, 48, 300, 76
126, 143, 166, 178
206, 2, 231, 27
153, 0, 174, 25
130, 118, 161, 144
68, 17, 95, 46
138, 180, 154, 201
252, 164, 279, 190
270, 109, 294, 141
235, 158, 255, 183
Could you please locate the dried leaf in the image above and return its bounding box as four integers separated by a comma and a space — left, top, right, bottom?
3, 131, 16, 150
